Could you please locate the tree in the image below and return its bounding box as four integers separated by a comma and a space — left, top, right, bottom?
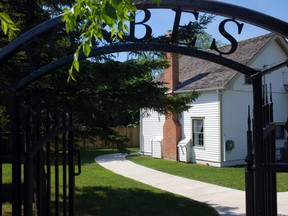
35, 56, 199, 149
0, 0, 206, 150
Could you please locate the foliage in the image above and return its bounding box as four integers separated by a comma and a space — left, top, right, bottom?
62, 0, 163, 80
1, 0, 209, 149
0, 0, 199, 149
0, 106, 9, 129
177, 14, 214, 47
39, 57, 198, 148
0, 2, 20, 39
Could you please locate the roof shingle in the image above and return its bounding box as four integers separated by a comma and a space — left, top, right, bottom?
171, 33, 274, 91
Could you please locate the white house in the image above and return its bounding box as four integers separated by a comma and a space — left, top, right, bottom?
140, 34, 288, 167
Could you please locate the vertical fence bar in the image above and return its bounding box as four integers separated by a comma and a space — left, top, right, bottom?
68, 111, 75, 216
0, 128, 2, 216
0, 160, 2, 216
268, 131, 277, 215
62, 111, 67, 216
264, 84, 270, 215
11, 91, 22, 216
245, 105, 254, 216
253, 76, 265, 216
269, 84, 273, 123
24, 93, 33, 216
54, 113, 59, 216
24, 156, 33, 216
34, 93, 45, 216
46, 107, 51, 216
265, 84, 269, 125
269, 84, 277, 215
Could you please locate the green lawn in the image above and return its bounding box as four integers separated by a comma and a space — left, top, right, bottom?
1, 148, 218, 216
127, 155, 288, 192
75, 149, 218, 215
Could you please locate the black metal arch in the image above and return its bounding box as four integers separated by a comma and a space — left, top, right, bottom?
13, 42, 258, 91
1, 0, 288, 66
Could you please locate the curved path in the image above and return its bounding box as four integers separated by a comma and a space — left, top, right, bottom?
95, 153, 288, 216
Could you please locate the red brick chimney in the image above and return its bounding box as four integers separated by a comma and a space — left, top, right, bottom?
162, 53, 182, 161
163, 53, 179, 91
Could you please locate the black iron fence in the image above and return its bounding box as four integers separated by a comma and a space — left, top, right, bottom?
0, 89, 79, 216
245, 82, 288, 215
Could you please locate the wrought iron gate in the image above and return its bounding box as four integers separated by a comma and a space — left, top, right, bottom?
0, 87, 80, 216
1, 1, 288, 216
245, 77, 288, 216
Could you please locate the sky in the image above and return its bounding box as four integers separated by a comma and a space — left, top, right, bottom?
117, 0, 288, 60
200, 0, 288, 41
134, 0, 288, 40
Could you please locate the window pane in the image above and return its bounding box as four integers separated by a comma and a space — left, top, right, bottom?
276, 125, 284, 139
192, 119, 204, 146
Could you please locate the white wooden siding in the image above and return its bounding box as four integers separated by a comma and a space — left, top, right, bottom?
261, 69, 288, 151
250, 40, 288, 72
222, 39, 288, 164
222, 90, 253, 162
140, 110, 165, 155
181, 91, 221, 163
140, 37, 288, 166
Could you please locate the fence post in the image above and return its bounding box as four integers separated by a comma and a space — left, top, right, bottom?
253, 76, 265, 216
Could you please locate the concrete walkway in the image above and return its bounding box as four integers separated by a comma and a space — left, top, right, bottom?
95, 153, 288, 216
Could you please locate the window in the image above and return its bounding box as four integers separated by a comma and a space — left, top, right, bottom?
192, 118, 204, 146
275, 124, 285, 140
244, 75, 252, 85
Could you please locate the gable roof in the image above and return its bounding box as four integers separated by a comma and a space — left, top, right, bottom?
173, 33, 275, 91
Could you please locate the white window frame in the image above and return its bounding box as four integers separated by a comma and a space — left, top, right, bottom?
275, 123, 286, 140
191, 118, 205, 147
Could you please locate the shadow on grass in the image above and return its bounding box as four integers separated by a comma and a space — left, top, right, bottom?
1, 183, 12, 202
75, 186, 219, 216
211, 204, 246, 216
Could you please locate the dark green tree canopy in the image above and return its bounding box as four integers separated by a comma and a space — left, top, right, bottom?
1, 0, 216, 149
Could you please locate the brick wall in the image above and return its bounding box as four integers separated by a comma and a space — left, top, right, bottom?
162, 113, 181, 160
162, 53, 181, 161
164, 53, 179, 91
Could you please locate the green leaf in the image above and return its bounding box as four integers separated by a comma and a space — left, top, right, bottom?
63, 8, 70, 13
111, 28, 116, 37
105, 3, 117, 20
102, 14, 114, 26
0, 12, 13, 24
1, 20, 8, 35
124, 23, 129, 32
83, 42, 91, 57
74, 3, 81, 14
68, 66, 76, 82
117, 31, 124, 40
73, 60, 80, 72
9, 24, 20, 31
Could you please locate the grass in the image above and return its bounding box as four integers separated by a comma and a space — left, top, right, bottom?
127, 155, 288, 192
1, 148, 219, 216
75, 148, 218, 216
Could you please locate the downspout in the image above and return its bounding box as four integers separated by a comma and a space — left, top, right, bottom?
140, 109, 144, 154
217, 90, 224, 165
